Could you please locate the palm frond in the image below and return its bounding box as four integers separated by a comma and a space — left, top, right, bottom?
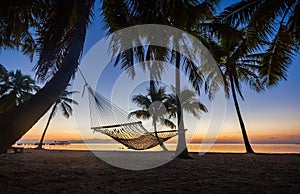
34, 1, 76, 81
218, 0, 261, 26
128, 110, 150, 120
199, 22, 244, 44
237, 64, 265, 92
0, 0, 41, 59
246, 0, 289, 47
59, 102, 73, 118
163, 118, 176, 129
167, 87, 208, 118
34, 0, 94, 82
260, 24, 297, 87
181, 56, 204, 95
132, 94, 151, 109
287, 2, 300, 47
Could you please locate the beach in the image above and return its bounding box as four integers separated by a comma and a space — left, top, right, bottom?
0, 149, 299, 193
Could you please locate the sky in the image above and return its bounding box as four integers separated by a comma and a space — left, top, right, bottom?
0, 1, 299, 144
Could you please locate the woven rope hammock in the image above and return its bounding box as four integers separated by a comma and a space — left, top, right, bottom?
80, 71, 179, 150
86, 87, 178, 150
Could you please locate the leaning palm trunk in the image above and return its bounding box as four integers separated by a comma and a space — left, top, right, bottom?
230, 76, 254, 153
0, 2, 91, 154
36, 102, 58, 149
174, 52, 190, 159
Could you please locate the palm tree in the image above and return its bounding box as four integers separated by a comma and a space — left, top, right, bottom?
0, 69, 39, 113
0, 0, 298, 155
199, 0, 300, 153
200, 23, 266, 153
0, 64, 9, 97
167, 86, 208, 120
129, 84, 176, 151
156, 0, 217, 158
0, 0, 94, 153
0, 0, 215, 156
219, 0, 300, 86
166, 87, 208, 152
102, 0, 218, 158
36, 89, 78, 149
220, 39, 265, 153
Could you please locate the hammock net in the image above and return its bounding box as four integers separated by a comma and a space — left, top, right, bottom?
86, 86, 178, 150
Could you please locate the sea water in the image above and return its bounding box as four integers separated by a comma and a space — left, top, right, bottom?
16, 143, 300, 154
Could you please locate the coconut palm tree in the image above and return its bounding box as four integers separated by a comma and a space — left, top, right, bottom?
0, 0, 216, 156
129, 84, 176, 151
198, 0, 300, 153
166, 87, 208, 151
200, 23, 266, 153
219, 0, 300, 86
36, 89, 78, 149
0, 0, 298, 156
219, 38, 265, 153
0, 0, 94, 153
0, 69, 39, 113
102, 0, 218, 158
167, 86, 208, 120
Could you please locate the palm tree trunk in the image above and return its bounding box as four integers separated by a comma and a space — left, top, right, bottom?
0, 1, 92, 154
150, 74, 168, 151
174, 52, 191, 159
153, 118, 168, 151
230, 76, 254, 153
150, 74, 155, 98
36, 102, 58, 149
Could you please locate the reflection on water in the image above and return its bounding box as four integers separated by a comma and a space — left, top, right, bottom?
17, 143, 300, 153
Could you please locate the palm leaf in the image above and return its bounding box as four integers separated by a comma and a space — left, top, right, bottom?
237, 64, 265, 92
0, 0, 41, 59
132, 94, 151, 109
260, 25, 297, 87
180, 56, 204, 95
128, 110, 151, 120
163, 118, 176, 129
34, 0, 94, 81
287, 2, 300, 45
34, 1, 76, 81
246, 0, 290, 47
59, 102, 72, 118
218, 0, 262, 26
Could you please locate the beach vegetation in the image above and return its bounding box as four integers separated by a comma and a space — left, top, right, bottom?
36, 88, 78, 149
0, 66, 39, 113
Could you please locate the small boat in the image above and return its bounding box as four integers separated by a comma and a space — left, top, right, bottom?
54, 141, 71, 145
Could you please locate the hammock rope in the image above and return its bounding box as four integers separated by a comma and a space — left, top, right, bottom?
79, 69, 179, 150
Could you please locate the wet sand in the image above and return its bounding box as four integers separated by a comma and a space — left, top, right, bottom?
0, 149, 299, 193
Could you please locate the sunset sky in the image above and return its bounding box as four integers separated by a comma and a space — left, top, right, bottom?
0, 1, 299, 144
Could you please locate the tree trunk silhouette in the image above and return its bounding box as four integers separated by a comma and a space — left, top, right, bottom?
36, 102, 58, 149
153, 118, 168, 151
230, 76, 255, 153
0, 2, 91, 154
150, 73, 168, 151
174, 52, 191, 159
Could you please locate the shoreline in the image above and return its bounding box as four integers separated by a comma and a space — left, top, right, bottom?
10, 143, 300, 154
9, 148, 300, 155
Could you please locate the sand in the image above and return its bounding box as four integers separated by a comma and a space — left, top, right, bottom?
0, 149, 299, 193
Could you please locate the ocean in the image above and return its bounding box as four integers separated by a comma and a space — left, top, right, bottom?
16, 143, 300, 154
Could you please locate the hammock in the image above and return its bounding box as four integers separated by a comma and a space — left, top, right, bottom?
84, 83, 178, 150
